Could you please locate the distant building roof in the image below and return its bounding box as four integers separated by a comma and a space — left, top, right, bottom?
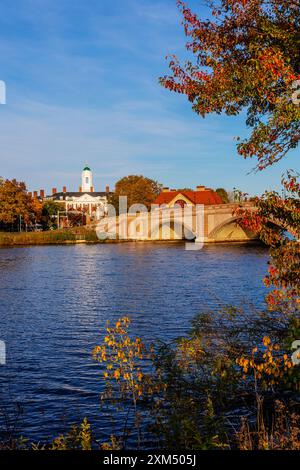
83, 166, 91, 171
154, 189, 223, 206
49, 191, 111, 200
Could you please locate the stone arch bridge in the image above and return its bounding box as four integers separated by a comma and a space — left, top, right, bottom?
96, 202, 258, 243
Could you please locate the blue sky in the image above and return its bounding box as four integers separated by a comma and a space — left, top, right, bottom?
0, 0, 298, 195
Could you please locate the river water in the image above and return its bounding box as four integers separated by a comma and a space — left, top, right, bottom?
0, 243, 269, 442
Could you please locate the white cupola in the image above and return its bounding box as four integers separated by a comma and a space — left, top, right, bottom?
81, 165, 93, 192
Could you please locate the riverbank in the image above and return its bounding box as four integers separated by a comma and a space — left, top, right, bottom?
0, 229, 262, 247
0, 228, 101, 246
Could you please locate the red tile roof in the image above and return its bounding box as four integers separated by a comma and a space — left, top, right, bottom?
154, 189, 223, 206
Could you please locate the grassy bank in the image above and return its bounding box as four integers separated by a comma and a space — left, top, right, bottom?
0, 227, 100, 246
0, 231, 262, 247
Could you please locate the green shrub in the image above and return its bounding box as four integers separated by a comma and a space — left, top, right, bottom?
0, 228, 100, 246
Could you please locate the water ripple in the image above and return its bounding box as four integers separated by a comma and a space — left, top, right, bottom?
0, 243, 268, 440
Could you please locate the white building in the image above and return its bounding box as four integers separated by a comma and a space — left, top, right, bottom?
47, 166, 111, 219
81, 166, 93, 192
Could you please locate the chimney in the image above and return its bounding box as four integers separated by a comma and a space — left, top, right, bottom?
196, 185, 206, 192
63, 186, 67, 193
106, 185, 110, 194
33, 191, 38, 198
52, 187, 57, 195
40, 189, 45, 198
79, 186, 82, 193
162, 187, 170, 192
28, 192, 32, 198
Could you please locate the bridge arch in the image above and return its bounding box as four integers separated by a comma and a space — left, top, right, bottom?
150, 219, 196, 241
208, 216, 257, 242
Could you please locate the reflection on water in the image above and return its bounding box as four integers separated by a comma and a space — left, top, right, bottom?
0, 243, 268, 440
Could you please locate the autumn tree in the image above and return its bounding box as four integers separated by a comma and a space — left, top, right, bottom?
160, 0, 300, 399
108, 175, 162, 214
41, 200, 64, 228
216, 188, 229, 203
0, 179, 41, 231
67, 211, 85, 227
235, 171, 300, 314
161, 1, 300, 307
161, 0, 300, 169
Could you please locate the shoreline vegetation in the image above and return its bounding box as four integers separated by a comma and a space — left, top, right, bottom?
0, 227, 101, 246
1, 313, 299, 450
0, 229, 262, 247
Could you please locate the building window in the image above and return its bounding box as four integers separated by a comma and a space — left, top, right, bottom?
86, 177, 89, 184
175, 199, 187, 208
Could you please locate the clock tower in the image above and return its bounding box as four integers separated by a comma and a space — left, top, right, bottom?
81, 165, 93, 192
